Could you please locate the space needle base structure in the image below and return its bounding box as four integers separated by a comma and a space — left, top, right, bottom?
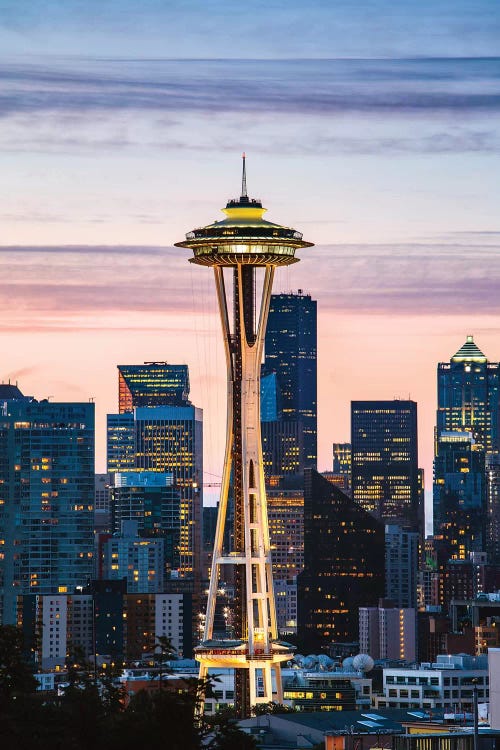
176, 157, 312, 717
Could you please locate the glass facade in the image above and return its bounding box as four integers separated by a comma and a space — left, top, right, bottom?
297, 469, 384, 652
0, 391, 94, 624
118, 363, 190, 413
264, 291, 317, 470
437, 336, 500, 452
434, 337, 498, 563
106, 405, 203, 580
433, 431, 486, 561
111, 472, 180, 572
351, 400, 419, 529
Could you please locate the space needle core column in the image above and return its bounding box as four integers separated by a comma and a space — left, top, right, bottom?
176, 156, 313, 717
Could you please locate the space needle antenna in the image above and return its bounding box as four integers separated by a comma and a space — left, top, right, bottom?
241, 152, 247, 199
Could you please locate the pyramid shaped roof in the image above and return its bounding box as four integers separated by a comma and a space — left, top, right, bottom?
451, 335, 487, 363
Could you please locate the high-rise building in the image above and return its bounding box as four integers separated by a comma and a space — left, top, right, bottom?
297, 469, 385, 653
0, 386, 94, 624
332, 442, 352, 481
267, 488, 304, 635
94, 473, 111, 533
433, 336, 499, 572
433, 431, 486, 561
437, 336, 500, 453
351, 400, 420, 529
118, 363, 190, 413
102, 520, 166, 592
385, 525, 419, 609
260, 371, 281, 423
107, 413, 135, 474
106, 405, 203, 580
17, 589, 193, 667
176, 157, 312, 715
264, 291, 317, 470
359, 602, 416, 662
267, 489, 304, 581
487, 453, 500, 566
261, 421, 304, 481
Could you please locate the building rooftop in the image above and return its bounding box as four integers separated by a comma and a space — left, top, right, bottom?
0, 383, 25, 400
451, 335, 487, 363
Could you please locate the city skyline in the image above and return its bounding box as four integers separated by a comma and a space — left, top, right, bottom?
1, 6, 499, 516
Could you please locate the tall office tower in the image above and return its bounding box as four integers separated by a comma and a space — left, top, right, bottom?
260, 371, 281, 422
0, 386, 94, 624
106, 405, 203, 580
267, 489, 304, 636
103, 520, 166, 592
332, 442, 352, 483
110, 363, 201, 578
351, 400, 420, 530
110, 472, 180, 573
175, 156, 312, 716
434, 336, 499, 567
94, 473, 111, 533
261, 361, 303, 484
297, 469, 384, 653
385, 524, 419, 609
487, 454, 500, 566
437, 336, 500, 452
267, 489, 304, 581
134, 406, 202, 578
261, 421, 304, 481
107, 413, 135, 473
264, 291, 317, 469
118, 362, 190, 412
433, 431, 486, 561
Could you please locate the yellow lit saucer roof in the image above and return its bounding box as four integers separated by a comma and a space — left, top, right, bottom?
175, 155, 313, 267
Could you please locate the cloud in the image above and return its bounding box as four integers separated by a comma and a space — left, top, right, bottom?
0, 57, 498, 159
1, 242, 500, 329
2, 58, 500, 118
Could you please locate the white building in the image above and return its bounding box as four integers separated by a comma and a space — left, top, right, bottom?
154, 594, 186, 657
374, 654, 489, 711
40, 595, 68, 670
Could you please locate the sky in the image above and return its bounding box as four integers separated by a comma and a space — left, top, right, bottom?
1, 2, 500, 520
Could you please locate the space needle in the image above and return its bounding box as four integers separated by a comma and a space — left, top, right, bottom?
176, 156, 313, 717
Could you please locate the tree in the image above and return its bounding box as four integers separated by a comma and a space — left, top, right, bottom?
0, 625, 38, 702
152, 634, 176, 690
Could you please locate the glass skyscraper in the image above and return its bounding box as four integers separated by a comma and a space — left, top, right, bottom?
106, 405, 203, 580
351, 400, 420, 529
118, 363, 190, 413
437, 336, 500, 452
433, 432, 486, 560
297, 469, 384, 652
434, 336, 499, 562
264, 290, 317, 471
0, 386, 94, 624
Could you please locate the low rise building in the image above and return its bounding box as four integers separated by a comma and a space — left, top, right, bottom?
374, 654, 489, 712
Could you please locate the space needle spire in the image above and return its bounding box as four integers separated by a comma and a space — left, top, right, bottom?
241, 152, 248, 199
175, 156, 313, 718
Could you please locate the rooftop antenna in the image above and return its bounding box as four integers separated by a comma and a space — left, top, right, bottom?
241, 152, 247, 199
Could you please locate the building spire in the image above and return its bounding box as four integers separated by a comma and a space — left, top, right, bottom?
241, 152, 247, 199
